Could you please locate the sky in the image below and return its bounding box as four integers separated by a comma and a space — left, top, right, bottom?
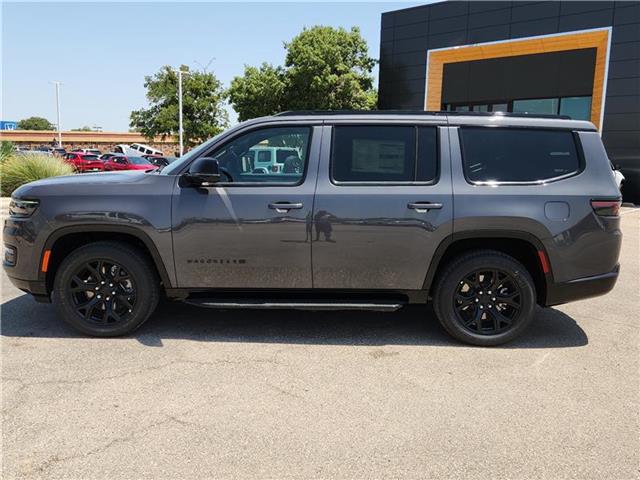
2, 1, 427, 131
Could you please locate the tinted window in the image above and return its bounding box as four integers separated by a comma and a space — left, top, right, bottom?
460, 128, 580, 183
129, 156, 151, 165
512, 98, 559, 115
332, 126, 414, 182
209, 127, 310, 184
276, 149, 298, 163
332, 126, 438, 183
560, 96, 591, 121
256, 150, 271, 163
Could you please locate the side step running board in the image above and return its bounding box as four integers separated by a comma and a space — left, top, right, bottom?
183, 299, 403, 312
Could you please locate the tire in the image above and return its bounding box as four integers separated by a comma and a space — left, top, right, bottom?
433, 250, 536, 346
53, 241, 160, 337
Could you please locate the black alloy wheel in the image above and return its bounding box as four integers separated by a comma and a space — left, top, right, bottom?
68, 259, 136, 326
433, 250, 536, 346
453, 269, 522, 335
53, 241, 160, 337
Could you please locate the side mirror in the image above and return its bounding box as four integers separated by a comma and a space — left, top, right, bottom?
184, 157, 221, 186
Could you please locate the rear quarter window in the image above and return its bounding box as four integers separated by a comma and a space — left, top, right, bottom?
460, 128, 581, 183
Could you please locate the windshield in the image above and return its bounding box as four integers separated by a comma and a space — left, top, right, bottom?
82, 155, 99, 160
129, 156, 152, 165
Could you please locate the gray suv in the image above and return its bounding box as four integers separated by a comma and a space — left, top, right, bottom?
3, 111, 622, 346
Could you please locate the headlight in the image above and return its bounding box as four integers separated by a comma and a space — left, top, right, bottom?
9, 198, 40, 217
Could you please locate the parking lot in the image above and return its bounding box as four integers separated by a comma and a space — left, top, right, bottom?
1, 206, 638, 479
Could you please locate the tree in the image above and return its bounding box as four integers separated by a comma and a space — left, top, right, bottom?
17, 116, 54, 130
130, 65, 228, 149
284, 26, 377, 111
228, 63, 287, 122
228, 26, 377, 121
71, 126, 93, 131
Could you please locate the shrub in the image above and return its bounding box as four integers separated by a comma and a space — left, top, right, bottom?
0, 141, 14, 164
1, 154, 74, 196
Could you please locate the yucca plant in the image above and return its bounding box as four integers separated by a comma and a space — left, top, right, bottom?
1, 154, 74, 197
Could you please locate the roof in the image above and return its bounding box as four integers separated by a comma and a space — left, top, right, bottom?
275, 110, 571, 120
266, 110, 596, 131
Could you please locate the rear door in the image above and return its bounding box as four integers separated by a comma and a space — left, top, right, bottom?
311, 121, 453, 290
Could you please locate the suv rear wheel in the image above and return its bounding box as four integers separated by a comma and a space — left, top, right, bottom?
433, 250, 536, 346
53, 241, 160, 336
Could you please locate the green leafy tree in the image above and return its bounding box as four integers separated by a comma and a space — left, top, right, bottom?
284, 26, 377, 111
71, 126, 93, 131
228, 63, 287, 122
228, 26, 377, 121
17, 116, 54, 130
130, 65, 228, 148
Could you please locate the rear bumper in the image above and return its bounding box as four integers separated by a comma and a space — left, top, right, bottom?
545, 264, 619, 306
78, 165, 104, 172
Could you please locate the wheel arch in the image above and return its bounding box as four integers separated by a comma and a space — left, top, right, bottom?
41, 225, 174, 294
423, 231, 552, 306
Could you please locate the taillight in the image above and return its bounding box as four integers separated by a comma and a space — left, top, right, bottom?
591, 199, 621, 216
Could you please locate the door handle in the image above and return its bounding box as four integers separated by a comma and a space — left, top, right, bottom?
268, 202, 304, 213
407, 202, 443, 213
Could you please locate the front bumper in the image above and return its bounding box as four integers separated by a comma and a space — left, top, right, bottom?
4, 274, 50, 302
545, 264, 620, 306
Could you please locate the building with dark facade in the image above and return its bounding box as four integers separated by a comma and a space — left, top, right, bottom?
378, 1, 640, 202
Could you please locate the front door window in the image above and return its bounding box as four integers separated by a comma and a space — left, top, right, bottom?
210, 127, 311, 184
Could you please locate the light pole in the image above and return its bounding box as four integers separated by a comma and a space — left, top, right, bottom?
175, 68, 189, 157
193, 56, 215, 73
51, 81, 62, 147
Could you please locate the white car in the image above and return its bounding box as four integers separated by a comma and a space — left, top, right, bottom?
611, 162, 625, 191
71, 148, 101, 156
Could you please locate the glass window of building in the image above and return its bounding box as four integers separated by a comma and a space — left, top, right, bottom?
559, 96, 592, 121
512, 98, 559, 115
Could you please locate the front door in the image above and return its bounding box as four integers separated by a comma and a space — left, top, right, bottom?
312, 123, 453, 290
172, 124, 320, 289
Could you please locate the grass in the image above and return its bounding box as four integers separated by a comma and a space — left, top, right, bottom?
1, 153, 74, 197
0, 141, 14, 164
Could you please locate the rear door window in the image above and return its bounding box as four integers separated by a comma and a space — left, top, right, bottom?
459, 128, 581, 183
332, 125, 438, 183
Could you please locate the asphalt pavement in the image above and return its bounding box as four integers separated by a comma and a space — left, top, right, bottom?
1, 206, 638, 479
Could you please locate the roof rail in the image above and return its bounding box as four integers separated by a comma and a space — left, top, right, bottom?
274, 110, 572, 120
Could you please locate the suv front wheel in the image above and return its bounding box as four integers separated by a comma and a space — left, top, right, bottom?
433, 250, 536, 346
53, 241, 160, 336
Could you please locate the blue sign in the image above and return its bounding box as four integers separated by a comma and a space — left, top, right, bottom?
0, 121, 17, 130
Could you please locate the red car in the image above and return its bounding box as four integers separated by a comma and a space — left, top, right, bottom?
103, 155, 157, 171
63, 153, 104, 173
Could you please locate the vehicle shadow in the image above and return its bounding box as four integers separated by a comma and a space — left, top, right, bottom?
0, 295, 588, 348
0, 294, 588, 349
